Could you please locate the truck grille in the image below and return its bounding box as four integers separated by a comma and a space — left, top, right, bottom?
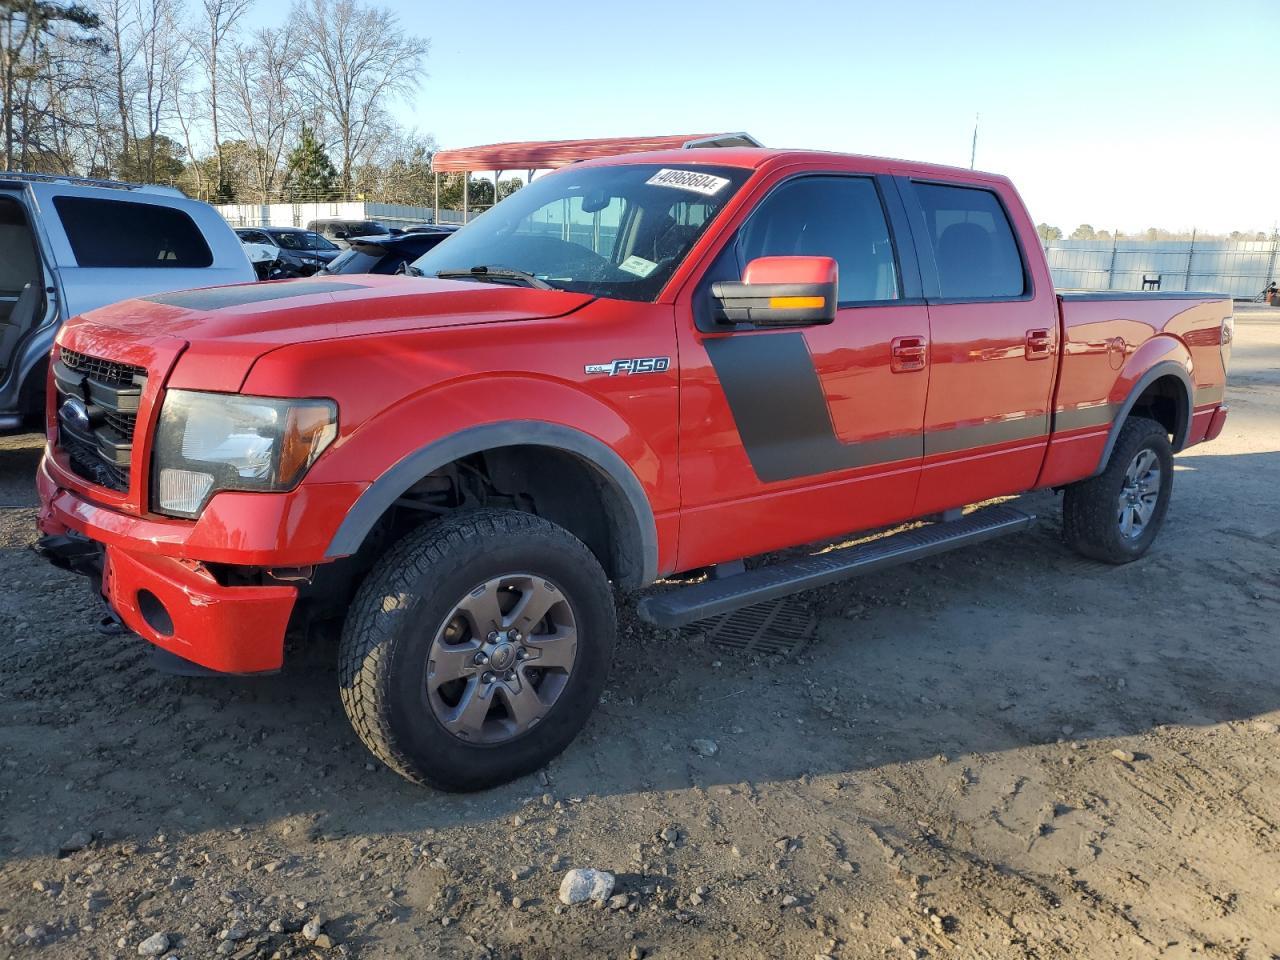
59, 348, 145, 389
53, 348, 148, 493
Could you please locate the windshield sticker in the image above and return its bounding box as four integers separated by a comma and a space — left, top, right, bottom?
644, 168, 731, 196
618, 255, 658, 278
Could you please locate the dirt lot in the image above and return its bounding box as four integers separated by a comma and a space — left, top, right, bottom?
1, 306, 1278, 960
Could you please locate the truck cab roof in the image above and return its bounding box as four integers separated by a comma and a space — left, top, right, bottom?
576, 146, 1012, 184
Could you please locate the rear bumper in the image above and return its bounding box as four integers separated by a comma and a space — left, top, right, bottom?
36, 456, 318, 674
1204, 404, 1229, 443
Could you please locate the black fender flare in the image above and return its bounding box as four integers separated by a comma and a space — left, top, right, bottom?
325, 420, 659, 588
1092, 360, 1194, 477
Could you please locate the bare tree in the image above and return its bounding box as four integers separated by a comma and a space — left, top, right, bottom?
222, 24, 299, 200
190, 0, 251, 191
96, 0, 137, 167
1, 1, 102, 170
130, 0, 189, 181
292, 0, 428, 192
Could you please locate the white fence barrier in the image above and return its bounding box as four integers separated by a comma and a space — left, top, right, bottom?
1046, 238, 1279, 299
215, 201, 465, 229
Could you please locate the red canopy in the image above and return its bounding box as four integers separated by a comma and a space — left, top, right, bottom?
431, 133, 758, 173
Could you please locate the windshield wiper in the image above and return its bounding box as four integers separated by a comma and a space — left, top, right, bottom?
435, 265, 552, 290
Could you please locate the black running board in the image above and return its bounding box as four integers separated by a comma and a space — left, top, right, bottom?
637, 504, 1037, 628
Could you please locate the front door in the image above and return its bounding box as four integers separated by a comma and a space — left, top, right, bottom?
675, 173, 932, 570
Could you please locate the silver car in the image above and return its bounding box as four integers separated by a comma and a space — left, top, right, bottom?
0, 173, 254, 432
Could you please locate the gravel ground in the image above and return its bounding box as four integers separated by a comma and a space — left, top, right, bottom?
1, 306, 1278, 960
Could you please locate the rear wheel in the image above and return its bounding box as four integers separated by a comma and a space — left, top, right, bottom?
1063, 416, 1173, 563
338, 509, 616, 791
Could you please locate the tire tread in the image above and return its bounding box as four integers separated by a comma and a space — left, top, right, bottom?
1062, 416, 1172, 564
338, 509, 606, 788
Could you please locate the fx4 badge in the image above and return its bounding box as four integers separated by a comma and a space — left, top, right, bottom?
584, 357, 671, 376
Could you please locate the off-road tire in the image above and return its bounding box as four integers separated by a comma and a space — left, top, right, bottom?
1063, 416, 1173, 564
338, 508, 616, 791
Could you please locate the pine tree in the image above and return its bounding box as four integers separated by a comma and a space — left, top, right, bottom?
281, 125, 338, 202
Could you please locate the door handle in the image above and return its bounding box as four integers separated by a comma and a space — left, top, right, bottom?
1025, 328, 1053, 360
891, 335, 927, 373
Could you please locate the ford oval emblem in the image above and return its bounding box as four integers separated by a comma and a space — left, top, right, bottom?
59, 397, 91, 433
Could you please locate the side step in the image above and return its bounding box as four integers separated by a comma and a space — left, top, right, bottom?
637, 504, 1037, 628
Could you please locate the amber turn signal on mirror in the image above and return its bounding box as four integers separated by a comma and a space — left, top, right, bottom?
710, 255, 838, 326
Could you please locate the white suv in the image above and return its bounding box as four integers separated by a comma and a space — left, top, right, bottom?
0, 173, 254, 432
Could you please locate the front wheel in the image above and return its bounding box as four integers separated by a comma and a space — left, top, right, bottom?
1062, 416, 1174, 564
339, 509, 616, 791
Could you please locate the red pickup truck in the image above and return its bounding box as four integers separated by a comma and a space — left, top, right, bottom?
35, 147, 1232, 790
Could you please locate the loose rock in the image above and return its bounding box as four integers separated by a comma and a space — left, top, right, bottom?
1111, 749, 1137, 763
137, 932, 170, 956
559, 868, 616, 905
690, 738, 719, 758
59, 831, 92, 855
301, 917, 325, 941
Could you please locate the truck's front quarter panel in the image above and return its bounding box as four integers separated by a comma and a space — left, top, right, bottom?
243, 299, 682, 571
37, 294, 679, 673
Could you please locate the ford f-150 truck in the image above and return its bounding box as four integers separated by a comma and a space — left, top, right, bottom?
34, 146, 1232, 791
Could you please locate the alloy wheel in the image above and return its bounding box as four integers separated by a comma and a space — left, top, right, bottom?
1116, 447, 1162, 540
425, 574, 578, 744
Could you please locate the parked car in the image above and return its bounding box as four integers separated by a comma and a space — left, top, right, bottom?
234, 227, 340, 277
323, 227, 458, 276
0, 173, 254, 432
305, 218, 393, 249
35, 148, 1232, 791
237, 239, 280, 280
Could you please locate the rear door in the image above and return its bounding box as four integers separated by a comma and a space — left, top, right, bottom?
898, 177, 1059, 513
675, 171, 932, 570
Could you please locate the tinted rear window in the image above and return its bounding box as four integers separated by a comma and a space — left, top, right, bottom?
325, 248, 381, 274
54, 196, 213, 269
913, 183, 1025, 299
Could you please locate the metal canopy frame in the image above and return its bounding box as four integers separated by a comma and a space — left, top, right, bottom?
430, 132, 761, 224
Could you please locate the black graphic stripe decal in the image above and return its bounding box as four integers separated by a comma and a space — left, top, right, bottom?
924, 414, 1049, 456
706, 333, 1050, 484
141, 281, 367, 311
705, 333, 921, 483
1194, 384, 1224, 405
1052, 403, 1121, 432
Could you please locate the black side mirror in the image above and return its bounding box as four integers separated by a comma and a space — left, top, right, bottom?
333, 231, 349, 240
711, 256, 838, 326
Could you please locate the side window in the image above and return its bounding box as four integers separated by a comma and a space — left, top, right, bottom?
738, 176, 900, 303
239, 230, 270, 245
54, 197, 213, 269
912, 182, 1025, 299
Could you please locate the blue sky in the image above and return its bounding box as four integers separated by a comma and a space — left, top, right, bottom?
249, 0, 1278, 233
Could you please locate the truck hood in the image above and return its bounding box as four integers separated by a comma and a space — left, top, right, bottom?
58, 274, 597, 393
66, 274, 595, 346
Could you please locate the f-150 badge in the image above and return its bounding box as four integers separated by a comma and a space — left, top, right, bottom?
584, 357, 671, 376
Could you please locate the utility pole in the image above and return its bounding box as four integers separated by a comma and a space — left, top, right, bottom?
970, 113, 979, 169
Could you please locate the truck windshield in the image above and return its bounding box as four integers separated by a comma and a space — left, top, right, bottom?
411, 163, 750, 302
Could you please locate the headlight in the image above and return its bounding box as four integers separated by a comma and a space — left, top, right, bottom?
151, 390, 337, 518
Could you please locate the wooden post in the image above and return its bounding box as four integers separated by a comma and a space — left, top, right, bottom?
433, 171, 439, 224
